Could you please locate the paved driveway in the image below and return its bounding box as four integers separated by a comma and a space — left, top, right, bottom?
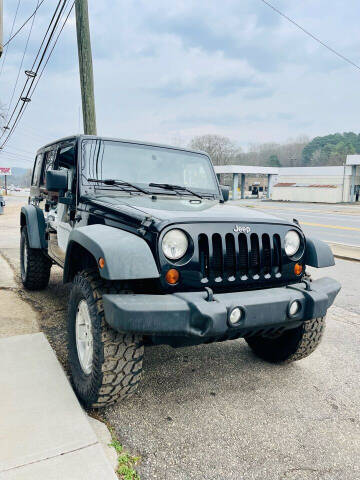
1, 196, 359, 479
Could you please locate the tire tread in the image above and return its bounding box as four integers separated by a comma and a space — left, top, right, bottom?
68, 269, 144, 408
21, 227, 51, 291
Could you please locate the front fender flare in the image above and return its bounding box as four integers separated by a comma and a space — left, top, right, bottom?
20, 205, 47, 249
64, 224, 160, 282
304, 237, 335, 268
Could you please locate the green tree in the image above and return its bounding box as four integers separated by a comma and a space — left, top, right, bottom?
302, 132, 360, 166
268, 154, 281, 167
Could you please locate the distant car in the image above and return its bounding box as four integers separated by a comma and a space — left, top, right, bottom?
20, 135, 341, 408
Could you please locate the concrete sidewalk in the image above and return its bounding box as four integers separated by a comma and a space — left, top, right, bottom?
0, 254, 117, 479
0, 334, 117, 480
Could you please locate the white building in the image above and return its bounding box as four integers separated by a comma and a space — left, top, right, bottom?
215, 155, 360, 203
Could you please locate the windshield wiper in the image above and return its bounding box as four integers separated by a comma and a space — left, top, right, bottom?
87, 178, 150, 194
148, 182, 203, 199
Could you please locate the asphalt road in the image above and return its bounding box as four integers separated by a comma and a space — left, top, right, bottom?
233, 200, 360, 247
0, 196, 359, 480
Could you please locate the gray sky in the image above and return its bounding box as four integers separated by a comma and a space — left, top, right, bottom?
0, 0, 360, 168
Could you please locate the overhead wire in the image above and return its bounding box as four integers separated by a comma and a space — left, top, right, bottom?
0, 143, 34, 153
0, 147, 31, 156
1, 0, 64, 135
6, 0, 41, 115
3, 1, 75, 149
2, 0, 47, 48
259, 0, 360, 72
0, 0, 22, 77
0, 0, 70, 150
30, 1, 75, 100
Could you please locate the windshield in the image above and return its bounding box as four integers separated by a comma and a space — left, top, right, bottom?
81, 139, 219, 195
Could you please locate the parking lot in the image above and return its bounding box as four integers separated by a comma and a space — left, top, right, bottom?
0, 195, 359, 480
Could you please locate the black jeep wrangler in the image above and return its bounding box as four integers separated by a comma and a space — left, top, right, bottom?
21, 135, 341, 408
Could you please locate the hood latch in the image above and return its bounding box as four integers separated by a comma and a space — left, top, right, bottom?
138, 216, 154, 236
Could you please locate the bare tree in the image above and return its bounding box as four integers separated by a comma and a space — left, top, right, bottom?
189, 134, 239, 166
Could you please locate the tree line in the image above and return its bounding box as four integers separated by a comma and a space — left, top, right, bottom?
189, 132, 359, 168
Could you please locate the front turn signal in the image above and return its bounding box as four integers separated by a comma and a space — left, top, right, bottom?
98, 257, 105, 269
294, 263, 303, 276
165, 268, 180, 285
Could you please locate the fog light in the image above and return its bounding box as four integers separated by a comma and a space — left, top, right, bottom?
229, 307, 242, 325
289, 300, 301, 316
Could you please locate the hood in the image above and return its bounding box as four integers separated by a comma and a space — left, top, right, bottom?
90, 194, 292, 226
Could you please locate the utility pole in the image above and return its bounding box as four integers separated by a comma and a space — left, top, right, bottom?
0, 0, 3, 58
75, 0, 97, 135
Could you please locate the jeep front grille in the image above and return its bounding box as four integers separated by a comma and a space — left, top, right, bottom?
198, 232, 282, 283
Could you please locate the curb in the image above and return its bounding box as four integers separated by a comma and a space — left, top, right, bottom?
327, 242, 360, 263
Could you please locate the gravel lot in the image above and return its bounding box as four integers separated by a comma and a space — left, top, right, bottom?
1, 196, 359, 480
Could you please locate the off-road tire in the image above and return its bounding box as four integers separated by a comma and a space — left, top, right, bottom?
245, 317, 326, 363
20, 226, 52, 290
67, 269, 144, 408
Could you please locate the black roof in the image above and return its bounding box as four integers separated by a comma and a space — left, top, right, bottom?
37, 134, 209, 158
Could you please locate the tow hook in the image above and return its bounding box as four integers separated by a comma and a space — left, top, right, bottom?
303, 278, 312, 291
204, 287, 214, 302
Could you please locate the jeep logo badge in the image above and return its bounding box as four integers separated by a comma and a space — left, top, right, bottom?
233, 225, 251, 234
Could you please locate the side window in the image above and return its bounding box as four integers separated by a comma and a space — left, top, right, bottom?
40, 148, 58, 187
31, 154, 43, 186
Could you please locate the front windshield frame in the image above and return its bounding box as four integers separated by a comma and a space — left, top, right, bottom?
79, 138, 221, 198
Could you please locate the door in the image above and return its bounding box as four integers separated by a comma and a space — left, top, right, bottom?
46, 142, 77, 265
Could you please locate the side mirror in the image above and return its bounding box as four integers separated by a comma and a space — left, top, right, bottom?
220, 185, 230, 202
46, 170, 68, 192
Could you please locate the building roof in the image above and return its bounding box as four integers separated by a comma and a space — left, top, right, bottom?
214, 165, 279, 175
346, 155, 360, 165
214, 164, 354, 176
280, 166, 350, 176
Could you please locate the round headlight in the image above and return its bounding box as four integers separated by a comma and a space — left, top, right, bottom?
162, 229, 188, 260
285, 230, 301, 257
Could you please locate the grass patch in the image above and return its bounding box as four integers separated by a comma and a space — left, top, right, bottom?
109, 439, 141, 480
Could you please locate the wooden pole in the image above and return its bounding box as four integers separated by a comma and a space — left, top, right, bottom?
75, 0, 97, 135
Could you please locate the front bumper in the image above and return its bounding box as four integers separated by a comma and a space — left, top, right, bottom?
102, 277, 341, 344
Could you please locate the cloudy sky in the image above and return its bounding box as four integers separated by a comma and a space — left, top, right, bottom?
0, 0, 360, 168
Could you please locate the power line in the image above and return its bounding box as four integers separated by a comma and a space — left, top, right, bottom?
31, 1, 75, 97
0, 0, 68, 147
0, 143, 33, 154
3, 1, 75, 149
0, 153, 34, 163
6, 0, 41, 115
1, 147, 33, 156
2, 0, 47, 48
1, 0, 64, 134
0, 0, 22, 77
0, 156, 33, 164
259, 0, 360, 72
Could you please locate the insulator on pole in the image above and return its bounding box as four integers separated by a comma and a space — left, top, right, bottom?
25, 70, 37, 78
